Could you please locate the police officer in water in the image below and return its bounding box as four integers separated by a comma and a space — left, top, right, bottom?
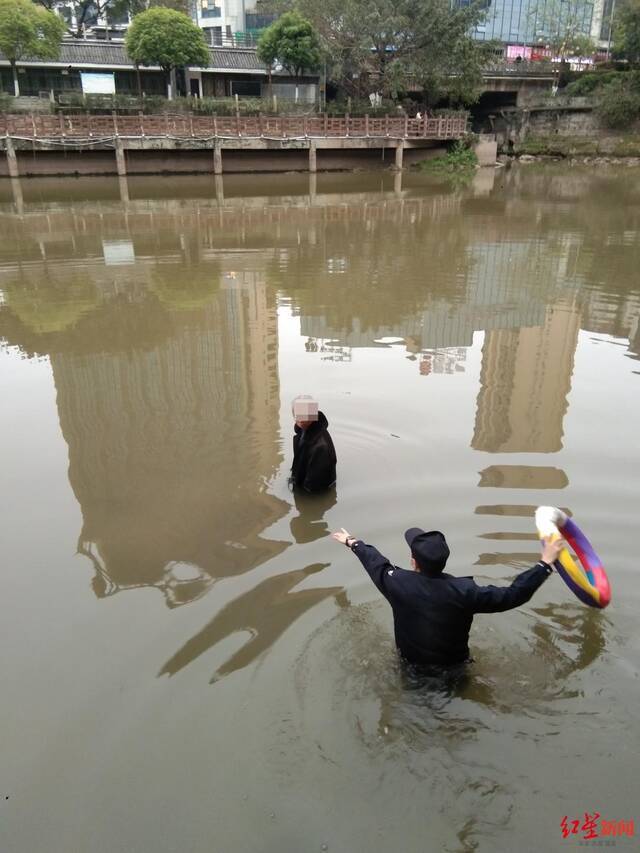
289, 395, 337, 494
332, 525, 565, 667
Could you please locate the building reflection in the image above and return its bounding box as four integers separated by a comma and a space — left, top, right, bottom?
1, 168, 640, 601
0, 241, 289, 606
56, 272, 287, 606
472, 302, 581, 453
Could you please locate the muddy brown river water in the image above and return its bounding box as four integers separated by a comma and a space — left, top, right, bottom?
0, 166, 639, 853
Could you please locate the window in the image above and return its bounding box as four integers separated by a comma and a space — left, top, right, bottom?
200, 0, 221, 19
245, 12, 277, 30
600, 0, 615, 40
203, 26, 223, 45
231, 79, 262, 97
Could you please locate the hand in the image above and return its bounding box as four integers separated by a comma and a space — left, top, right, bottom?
332, 527, 354, 546
541, 536, 566, 566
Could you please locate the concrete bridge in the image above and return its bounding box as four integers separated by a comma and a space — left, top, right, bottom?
480, 62, 558, 106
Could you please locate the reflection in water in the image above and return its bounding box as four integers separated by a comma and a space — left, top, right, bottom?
475, 504, 572, 518
477, 465, 569, 490
529, 603, 607, 680
2, 262, 289, 606
474, 551, 541, 567
160, 563, 344, 681
0, 168, 637, 853
472, 303, 580, 453
289, 487, 337, 544
3, 270, 101, 334
292, 593, 607, 852
0, 170, 639, 602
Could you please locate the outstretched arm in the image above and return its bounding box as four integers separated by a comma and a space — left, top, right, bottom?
331, 528, 394, 597
468, 537, 564, 614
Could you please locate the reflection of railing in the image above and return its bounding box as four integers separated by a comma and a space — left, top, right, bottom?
0, 113, 468, 140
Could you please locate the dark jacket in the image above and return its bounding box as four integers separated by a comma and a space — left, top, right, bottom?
350, 541, 553, 666
291, 411, 337, 493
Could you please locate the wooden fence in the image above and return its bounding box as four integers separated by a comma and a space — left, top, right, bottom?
0, 113, 468, 141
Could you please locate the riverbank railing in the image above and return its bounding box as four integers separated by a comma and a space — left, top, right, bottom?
0, 113, 468, 141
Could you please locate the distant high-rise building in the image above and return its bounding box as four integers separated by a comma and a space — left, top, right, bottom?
456, 0, 597, 48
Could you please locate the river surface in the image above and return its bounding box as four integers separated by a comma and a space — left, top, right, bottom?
1, 166, 639, 853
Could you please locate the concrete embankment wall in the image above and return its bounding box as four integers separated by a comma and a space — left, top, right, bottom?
0, 144, 446, 177
491, 98, 640, 157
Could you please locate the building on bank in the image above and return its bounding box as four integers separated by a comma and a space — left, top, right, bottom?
34, 0, 275, 48
458, 0, 614, 52
0, 39, 318, 101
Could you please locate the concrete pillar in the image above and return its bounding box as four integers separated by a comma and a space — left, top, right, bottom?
308, 172, 317, 204
215, 173, 224, 205
114, 138, 127, 177
213, 142, 223, 175
309, 140, 317, 173
5, 137, 19, 178
395, 140, 404, 171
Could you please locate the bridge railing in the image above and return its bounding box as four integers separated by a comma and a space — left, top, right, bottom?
0, 113, 468, 140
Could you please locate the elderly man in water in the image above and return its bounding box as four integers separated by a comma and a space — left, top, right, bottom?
289, 395, 337, 493
332, 525, 565, 667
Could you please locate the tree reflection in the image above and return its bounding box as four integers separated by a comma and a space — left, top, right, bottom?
2, 271, 100, 335
150, 261, 221, 311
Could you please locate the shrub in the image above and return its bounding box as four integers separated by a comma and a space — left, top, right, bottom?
595, 77, 640, 128
566, 72, 618, 96
421, 139, 477, 172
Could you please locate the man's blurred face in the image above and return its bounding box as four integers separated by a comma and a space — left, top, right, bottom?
293, 399, 319, 430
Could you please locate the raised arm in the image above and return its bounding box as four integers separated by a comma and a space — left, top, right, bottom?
331, 528, 394, 596
468, 537, 564, 614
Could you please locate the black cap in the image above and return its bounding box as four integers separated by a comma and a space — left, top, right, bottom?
404, 528, 450, 574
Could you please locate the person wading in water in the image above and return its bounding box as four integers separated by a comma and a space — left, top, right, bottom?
331, 526, 564, 666
290, 395, 337, 493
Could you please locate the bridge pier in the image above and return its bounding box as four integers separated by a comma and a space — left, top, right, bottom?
5, 137, 19, 178
309, 141, 317, 173
395, 140, 404, 171
114, 138, 127, 177
213, 142, 223, 175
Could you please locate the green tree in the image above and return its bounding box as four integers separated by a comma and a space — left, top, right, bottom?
257, 10, 322, 86
0, 0, 64, 95
125, 7, 209, 99
261, 0, 487, 105
614, 0, 640, 64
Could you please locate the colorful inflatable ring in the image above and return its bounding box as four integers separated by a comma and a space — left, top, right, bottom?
535, 507, 610, 609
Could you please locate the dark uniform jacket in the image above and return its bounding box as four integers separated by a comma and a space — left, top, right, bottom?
291, 411, 337, 493
351, 541, 553, 666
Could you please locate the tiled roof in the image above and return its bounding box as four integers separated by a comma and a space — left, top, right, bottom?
0, 40, 271, 73
209, 48, 267, 71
